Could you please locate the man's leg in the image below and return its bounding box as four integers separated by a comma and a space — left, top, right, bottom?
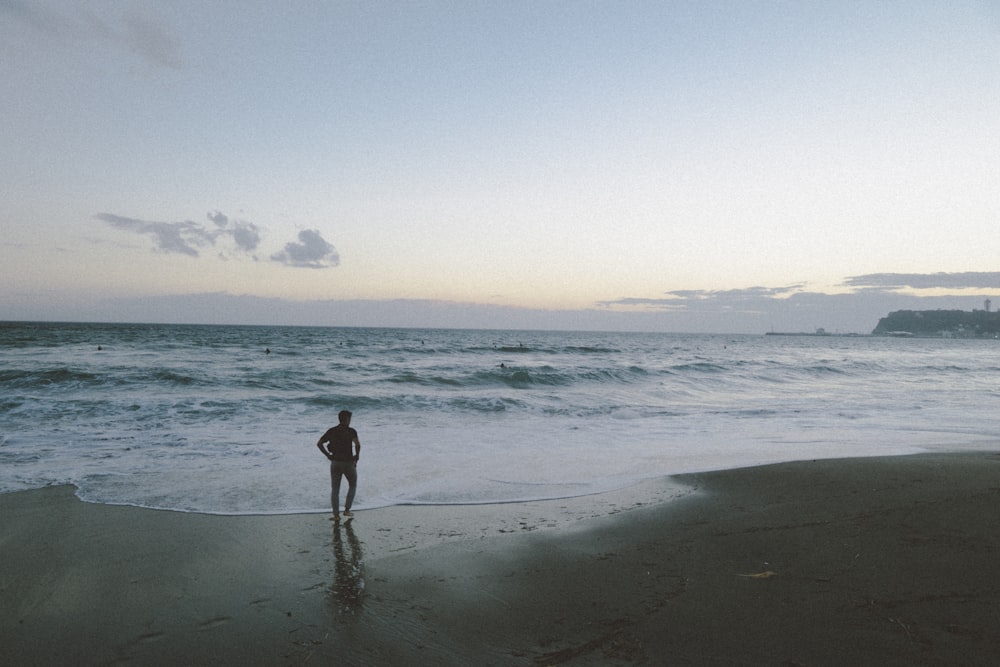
343, 463, 358, 513
331, 463, 343, 516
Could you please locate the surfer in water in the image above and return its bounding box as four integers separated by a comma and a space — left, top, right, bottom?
316, 410, 362, 521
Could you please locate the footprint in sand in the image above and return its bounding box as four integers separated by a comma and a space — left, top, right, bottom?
198, 616, 232, 630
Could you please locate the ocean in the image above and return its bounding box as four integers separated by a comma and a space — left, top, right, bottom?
2, 322, 998, 515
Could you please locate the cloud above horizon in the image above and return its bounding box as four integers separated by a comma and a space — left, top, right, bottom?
206, 210, 260, 254
270, 229, 340, 269
96, 211, 338, 268
1, 1, 183, 70
70, 284, 995, 334
600, 273, 1000, 315
119, 9, 183, 70
843, 272, 1000, 290
97, 213, 213, 257
599, 285, 808, 311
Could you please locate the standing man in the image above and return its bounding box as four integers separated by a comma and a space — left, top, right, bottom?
316, 410, 361, 521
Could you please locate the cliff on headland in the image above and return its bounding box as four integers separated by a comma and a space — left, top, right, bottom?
872, 309, 1000, 338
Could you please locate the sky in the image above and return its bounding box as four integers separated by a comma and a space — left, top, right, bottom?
2, 1, 999, 333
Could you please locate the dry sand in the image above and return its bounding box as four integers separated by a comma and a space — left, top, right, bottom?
2, 452, 999, 665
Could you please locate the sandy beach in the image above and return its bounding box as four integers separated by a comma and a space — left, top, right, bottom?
3, 451, 999, 666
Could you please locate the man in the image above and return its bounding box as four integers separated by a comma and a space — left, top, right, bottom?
316, 410, 361, 521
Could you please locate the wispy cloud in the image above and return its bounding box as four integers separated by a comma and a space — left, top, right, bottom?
205, 210, 261, 254
78, 288, 994, 334
0, 0, 62, 35
592, 273, 1000, 332
119, 10, 183, 70
97, 211, 340, 269
844, 272, 1000, 290
270, 230, 340, 269
98, 211, 262, 258
599, 285, 806, 311
603, 273, 1000, 315
2, 1, 183, 69
96, 213, 209, 257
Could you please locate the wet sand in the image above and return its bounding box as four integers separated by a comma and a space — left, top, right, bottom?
3, 452, 999, 665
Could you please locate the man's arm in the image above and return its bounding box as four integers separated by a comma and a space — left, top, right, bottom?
316, 434, 333, 460
353, 434, 361, 462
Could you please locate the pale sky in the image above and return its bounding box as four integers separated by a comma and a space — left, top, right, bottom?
3, 1, 999, 332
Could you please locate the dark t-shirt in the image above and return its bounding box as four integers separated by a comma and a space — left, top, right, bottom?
323, 424, 358, 462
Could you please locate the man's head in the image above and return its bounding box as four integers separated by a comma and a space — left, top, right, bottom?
338, 410, 352, 425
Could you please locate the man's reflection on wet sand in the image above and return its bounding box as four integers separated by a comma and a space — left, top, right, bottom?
330, 520, 365, 615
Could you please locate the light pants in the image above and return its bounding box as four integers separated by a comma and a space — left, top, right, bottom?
330, 460, 357, 514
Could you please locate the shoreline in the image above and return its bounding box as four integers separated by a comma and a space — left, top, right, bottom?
3, 451, 999, 665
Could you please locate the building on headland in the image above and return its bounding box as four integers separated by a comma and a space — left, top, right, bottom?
872, 302, 1000, 338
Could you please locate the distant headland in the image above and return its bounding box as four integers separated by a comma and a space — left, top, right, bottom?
872, 306, 1000, 338
767, 301, 1000, 339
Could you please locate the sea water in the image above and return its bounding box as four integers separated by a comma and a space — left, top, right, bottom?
2, 322, 998, 514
